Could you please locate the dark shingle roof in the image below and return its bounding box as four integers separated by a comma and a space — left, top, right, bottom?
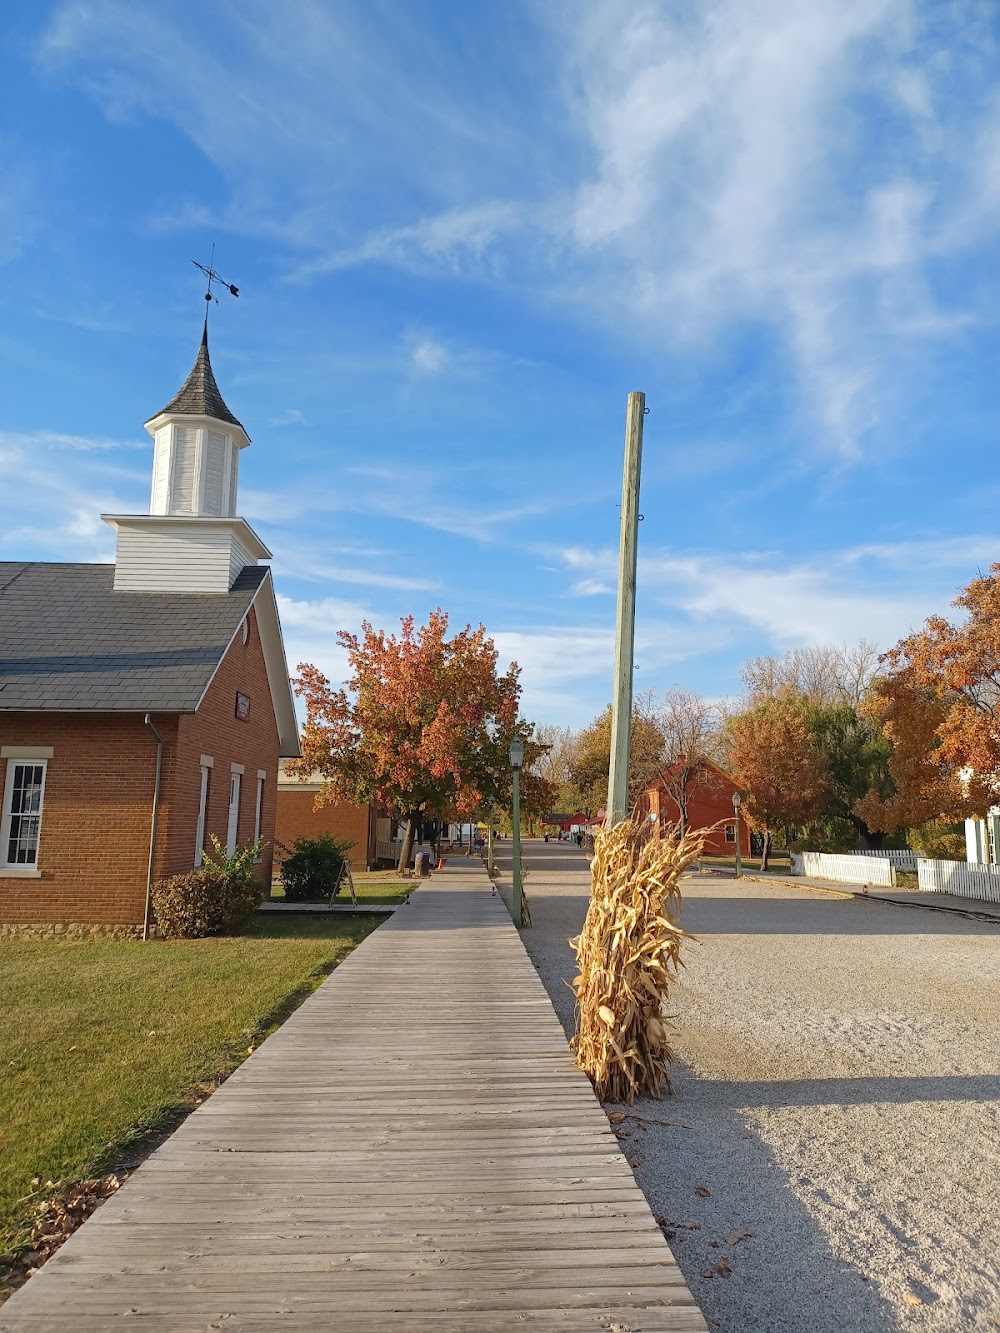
0, 562, 267, 712
149, 321, 247, 436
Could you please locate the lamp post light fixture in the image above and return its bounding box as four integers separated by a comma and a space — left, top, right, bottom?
509, 738, 525, 927
732, 791, 743, 880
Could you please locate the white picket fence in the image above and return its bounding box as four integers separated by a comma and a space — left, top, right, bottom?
854, 849, 919, 871
917, 858, 1000, 904
790, 852, 897, 886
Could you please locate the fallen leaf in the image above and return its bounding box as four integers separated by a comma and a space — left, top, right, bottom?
695, 1185, 711, 1197
708, 1240, 719, 1248
701, 1267, 715, 1279
608, 1111, 626, 1125
716, 1257, 732, 1277
902, 1295, 923, 1307
67, 1046, 77, 1053
725, 1229, 754, 1245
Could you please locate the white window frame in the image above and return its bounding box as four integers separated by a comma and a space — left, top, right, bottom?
194, 755, 213, 868
253, 770, 266, 860
227, 764, 244, 856
725, 824, 736, 843
1, 750, 51, 876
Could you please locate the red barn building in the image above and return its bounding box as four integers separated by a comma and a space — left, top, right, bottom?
640, 759, 751, 858
0, 323, 299, 936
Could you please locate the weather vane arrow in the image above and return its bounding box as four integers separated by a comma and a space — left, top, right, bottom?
192, 243, 239, 307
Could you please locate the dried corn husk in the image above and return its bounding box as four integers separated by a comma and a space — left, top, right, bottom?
570, 816, 704, 1102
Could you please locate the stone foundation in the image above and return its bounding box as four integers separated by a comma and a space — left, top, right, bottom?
0, 921, 146, 941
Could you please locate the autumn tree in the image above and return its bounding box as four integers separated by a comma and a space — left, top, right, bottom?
740, 642, 891, 849
809, 701, 893, 849
656, 687, 725, 834
743, 641, 880, 709
531, 724, 580, 812
569, 698, 667, 813
851, 566, 1000, 836
728, 693, 830, 869
292, 610, 520, 873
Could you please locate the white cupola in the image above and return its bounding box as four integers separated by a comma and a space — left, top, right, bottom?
103, 320, 272, 593
144, 320, 250, 517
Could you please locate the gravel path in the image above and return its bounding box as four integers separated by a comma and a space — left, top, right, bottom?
496, 842, 1000, 1333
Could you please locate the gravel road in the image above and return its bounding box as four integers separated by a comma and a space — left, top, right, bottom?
495, 841, 1000, 1333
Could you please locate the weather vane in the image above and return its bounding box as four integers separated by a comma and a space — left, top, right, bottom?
191, 244, 239, 324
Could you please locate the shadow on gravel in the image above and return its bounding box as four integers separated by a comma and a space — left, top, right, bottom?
518, 878, 900, 1333
694, 1073, 1000, 1108
679, 895, 989, 935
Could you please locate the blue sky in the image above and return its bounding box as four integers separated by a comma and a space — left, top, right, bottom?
1, 1, 999, 726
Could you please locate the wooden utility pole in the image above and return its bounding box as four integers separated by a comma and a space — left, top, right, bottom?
607, 392, 645, 828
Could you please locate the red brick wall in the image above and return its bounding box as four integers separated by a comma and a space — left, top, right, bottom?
0, 604, 281, 924
643, 769, 751, 857
274, 790, 374, 870
0, 713, 176, 924
164, 606, 280, 887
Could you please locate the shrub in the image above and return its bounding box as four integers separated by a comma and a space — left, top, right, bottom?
279, 834, 355, 902
152, 866, 260, 939
201, 832, 265, 885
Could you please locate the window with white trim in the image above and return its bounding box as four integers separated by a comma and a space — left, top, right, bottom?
2, 760, 48, 868
253, 773, 265, 859
725, 824, 736, 843
226, 770, 242, 856
194, 762, 212, 867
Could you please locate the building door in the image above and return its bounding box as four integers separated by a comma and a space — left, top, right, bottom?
227, 772, 241, 855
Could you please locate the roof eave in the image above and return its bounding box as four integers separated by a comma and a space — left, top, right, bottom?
143, 411, 251, 450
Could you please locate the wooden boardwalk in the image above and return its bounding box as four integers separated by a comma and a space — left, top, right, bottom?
1, 871, 706, 1331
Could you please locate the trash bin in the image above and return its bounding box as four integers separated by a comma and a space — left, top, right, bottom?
415, 850, 431, 878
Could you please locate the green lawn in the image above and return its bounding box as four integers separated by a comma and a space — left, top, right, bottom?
0, 913, 381, 1272
267, 879, 410, 906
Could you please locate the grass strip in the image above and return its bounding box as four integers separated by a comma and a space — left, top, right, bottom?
0, 912, 381, 1275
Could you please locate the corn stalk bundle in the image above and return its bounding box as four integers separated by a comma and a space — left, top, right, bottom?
570, 816, 704, 1103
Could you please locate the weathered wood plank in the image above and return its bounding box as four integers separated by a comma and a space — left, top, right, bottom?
0, 874, 706, 1332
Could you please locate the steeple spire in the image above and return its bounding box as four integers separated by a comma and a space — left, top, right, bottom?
149, 321, 247, 436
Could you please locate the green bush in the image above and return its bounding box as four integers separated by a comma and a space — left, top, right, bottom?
201, 832, 265, 885
279, 834, 355, 901
151, 867, 260, 939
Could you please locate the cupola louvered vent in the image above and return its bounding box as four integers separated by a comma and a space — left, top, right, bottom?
203, 431, 227, 515
171, 426, 198, 514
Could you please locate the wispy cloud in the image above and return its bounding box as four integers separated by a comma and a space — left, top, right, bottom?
40, 1, 999, 461
267, 408, 307, 426
559, 533, 1000, 649
410, 336, 449, 375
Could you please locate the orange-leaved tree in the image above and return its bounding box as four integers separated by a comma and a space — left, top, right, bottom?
292, 610, 521, 873
855, 566, 1000, 832
728, 692, 830, 869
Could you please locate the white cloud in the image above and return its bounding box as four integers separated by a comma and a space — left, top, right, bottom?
570, 578, 613, 596
411, 337, 448, 374
36, 0, 1000, 466
558, 534, 999, 652
267, 408, 307, 426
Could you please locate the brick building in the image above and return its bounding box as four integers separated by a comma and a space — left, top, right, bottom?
640, 759, 752, 857
275, 762, 382, 871
0, 321, 299, 934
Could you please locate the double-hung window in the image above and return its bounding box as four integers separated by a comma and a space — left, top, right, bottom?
194, 756, 213, 868
1, 756, 49, 871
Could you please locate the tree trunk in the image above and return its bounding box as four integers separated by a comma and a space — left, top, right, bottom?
397, 812, 419, 874
760, 828, 772, 872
